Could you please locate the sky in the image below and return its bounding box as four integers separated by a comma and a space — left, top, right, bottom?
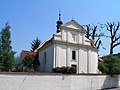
0, 0, 120, 56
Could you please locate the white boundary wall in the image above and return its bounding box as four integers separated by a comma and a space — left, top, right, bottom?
0, 74, 120, 90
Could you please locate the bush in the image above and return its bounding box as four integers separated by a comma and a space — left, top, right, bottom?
52, 67, 62, 73
52, 66, 76, 74
69, 66, 76, 74
98, 55, 120, 76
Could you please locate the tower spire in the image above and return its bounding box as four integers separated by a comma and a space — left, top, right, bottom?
59, 10, 61, 20
56, 10, 63, 33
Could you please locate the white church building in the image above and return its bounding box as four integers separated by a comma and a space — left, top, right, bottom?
36, 14, 98, 73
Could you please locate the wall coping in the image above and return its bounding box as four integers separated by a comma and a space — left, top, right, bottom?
0, 72, 118, 76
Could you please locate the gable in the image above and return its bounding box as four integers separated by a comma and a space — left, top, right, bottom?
61, 20, 86, 33
66, 24, 79, 29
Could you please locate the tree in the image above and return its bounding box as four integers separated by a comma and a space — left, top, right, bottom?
30, 37, 41, 71
22, 54, 34, 72
98, 55, 120, 76
0, 23, 16, 71
85, 24, 105, 49
31, 37, 41, 52
0, 34, 3, 70
106, 22, 120, 54
33, 52, 40, 71
22, 53, 40, 72
14, 55, 21, 71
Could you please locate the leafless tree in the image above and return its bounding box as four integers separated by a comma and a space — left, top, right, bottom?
85, 24, 104, 49
106, 22, 120, 54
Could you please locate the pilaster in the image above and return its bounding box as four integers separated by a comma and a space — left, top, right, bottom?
55, 45, 59, 67
82, 34, 85, 45
87, 49, 91, 73
61, 30, 64, 41
78, 49, 81, 73
66, 46, 70, 66
66, 30, 68, 42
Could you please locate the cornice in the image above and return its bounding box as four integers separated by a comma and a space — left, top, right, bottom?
53, 40, 98, 52
37, 39, 98, 52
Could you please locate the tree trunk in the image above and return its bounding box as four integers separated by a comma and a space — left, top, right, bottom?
110, 43, 113, 54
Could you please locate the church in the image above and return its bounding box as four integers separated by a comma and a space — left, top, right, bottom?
36, 13, 98, 73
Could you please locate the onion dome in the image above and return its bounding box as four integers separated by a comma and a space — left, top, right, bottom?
56, 11, 63, 33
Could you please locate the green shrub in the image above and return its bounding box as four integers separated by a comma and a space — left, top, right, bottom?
98, 55, 120, 76
52, 67, 62, 73
52, 66, 76, 74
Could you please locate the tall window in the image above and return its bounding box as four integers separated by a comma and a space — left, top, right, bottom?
72, 34, 76, 41
44, 52, 46, 64
72, 51, 76, 60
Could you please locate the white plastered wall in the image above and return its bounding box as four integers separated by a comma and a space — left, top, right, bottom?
39, 45, 54, 72
80, 48, 88, 73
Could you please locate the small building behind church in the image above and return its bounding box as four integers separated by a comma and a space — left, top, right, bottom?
18, 50, 37, 71
36, 14, 98, 73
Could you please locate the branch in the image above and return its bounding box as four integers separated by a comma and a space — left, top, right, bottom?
92, 25, 97, 40
113, 22, 120, 39
85, 24, 91, 39
97, 40, 102, 49
105, 35, 111, 38
113, 36, 120, 43
113, 42, 120, 48
106, 22, 114, 37
106, 26, 110, 31
106, 22, 110, 31
95, 37, 100, 46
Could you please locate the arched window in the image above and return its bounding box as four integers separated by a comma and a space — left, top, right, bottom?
44, 52, 46, 64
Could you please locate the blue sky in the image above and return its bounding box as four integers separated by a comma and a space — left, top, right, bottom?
0, 0, 120, 56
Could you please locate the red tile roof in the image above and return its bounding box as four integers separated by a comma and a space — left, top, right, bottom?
37, 37, 54, 52
21, 50, 37, 58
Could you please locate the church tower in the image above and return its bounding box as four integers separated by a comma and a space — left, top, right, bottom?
56, 11, 63, 33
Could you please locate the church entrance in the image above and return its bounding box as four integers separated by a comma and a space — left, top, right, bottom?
71, 64, 77, 73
